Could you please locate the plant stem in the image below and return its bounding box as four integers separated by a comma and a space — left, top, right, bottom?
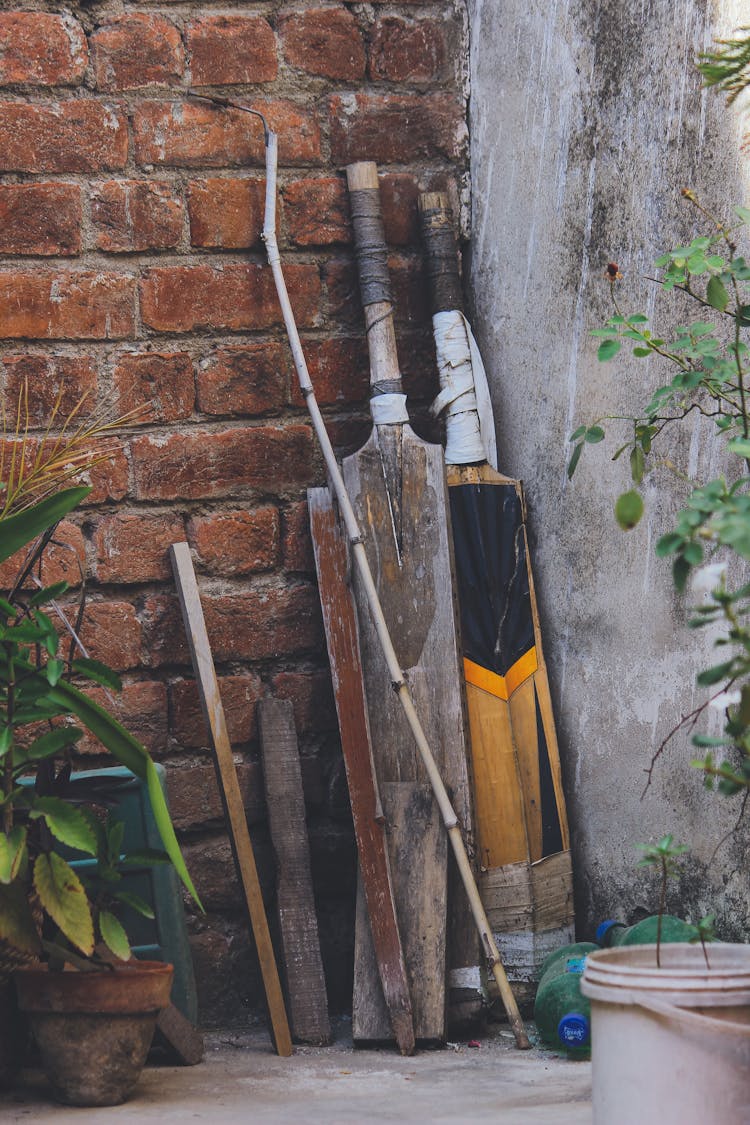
657, 859, 667, 968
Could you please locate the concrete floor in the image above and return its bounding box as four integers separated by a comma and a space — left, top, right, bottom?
4, 1021, 592, 1124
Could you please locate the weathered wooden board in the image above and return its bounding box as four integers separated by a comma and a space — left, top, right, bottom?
154, 1003, 205, 1066
344, 162, 480, 1038
308, 486, 415, 1055
353, 782, 447, 1042
258, 696, 330, 1046
170, 542, 292, 1058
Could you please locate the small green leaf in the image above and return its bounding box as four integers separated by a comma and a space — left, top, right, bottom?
735, 205, 750, 224
632, 347, 652, 357
656, 532, 683, 556
598, 339, 621, 362
30, 797, 97, 856
29, 582, 69, 608
34, 852, 94, 956
630, 446, 645, 485
615, 490, 644, 530
0, 827, 28, 884
45, 659, 64, 687
71, 659, 122, 693
696, 660, 736, 686
567, 443, 583, 480
728, 438, 750, 457
706, 275, 729, 312
673, 555, 691, 592
585, 426, 605, 444
99, 910, 131, 962
0, 880, 41, 956
112, 889, 156, 920
25, 726, 83, 762
569, 425, 587, 442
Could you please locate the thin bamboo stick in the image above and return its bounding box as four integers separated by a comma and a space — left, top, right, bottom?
248, 114, 529, 1049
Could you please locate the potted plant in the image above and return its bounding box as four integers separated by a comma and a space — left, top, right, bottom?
0, 389, 200, 1105
568, 29, 750, 1125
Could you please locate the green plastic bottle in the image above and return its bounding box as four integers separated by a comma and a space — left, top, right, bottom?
537, 942, 599, 992
614, 915, 695, 947
534, 955, 591, 1058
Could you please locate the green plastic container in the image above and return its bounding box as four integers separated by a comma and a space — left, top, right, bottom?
614, 915, 695, 947
538, 942, 599, 992
534, 953, 591, 1058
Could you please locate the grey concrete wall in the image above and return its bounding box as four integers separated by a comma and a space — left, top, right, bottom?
468, 0, 749, 938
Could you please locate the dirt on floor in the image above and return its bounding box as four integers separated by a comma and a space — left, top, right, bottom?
4, 1020, 592, 1124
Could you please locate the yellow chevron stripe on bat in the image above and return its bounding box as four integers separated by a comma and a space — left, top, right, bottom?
463, 648, 539, 701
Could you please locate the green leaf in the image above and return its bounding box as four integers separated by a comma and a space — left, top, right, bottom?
696, 660, 736, 686
727, 438, 750, 457
0, 827, 28, 884
673, 555, 691, 592
0, 487, 90, 565
25, 726, 83, 762
656, 533, 683, 556
598, 339, 621, 362
0, 880, 41, 956
735, 206, 750, 224
30, 797, 97, 856
71, 659, 122, 693
29, 582, 68, 608
706, 275, 729, 312
0, 727, 12, 759
45, 659, 64, 687
632, 347, 652, 357
112, 889, 155, 920
33, 852, 94, 956
630, 446, 645, 485
585, 426, 605, 444
145, 758, 201, 908
120, 848, 170, 867
567, 443, 583, 480
615, 490, 644, 530
99, 910, 131, 962
569, 425, 587, 441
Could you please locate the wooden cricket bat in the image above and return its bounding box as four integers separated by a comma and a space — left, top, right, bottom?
419, 193, 574, 1004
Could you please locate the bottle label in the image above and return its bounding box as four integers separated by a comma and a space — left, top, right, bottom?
564, 957, 586, 975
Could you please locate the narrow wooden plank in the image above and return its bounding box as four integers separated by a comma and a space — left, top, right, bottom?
353, 782, 447, 1042
308, 487, 415, 1056
258, 697, 331, 1046
169, 542, 292, 1058
154, 1004, 204, 1066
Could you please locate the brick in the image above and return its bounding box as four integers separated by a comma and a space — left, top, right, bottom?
187, 923, 263, 1027
0, 271, 135, 341
140, 263, 320, 334
113, 351, 195, 423
80, 439, 130, 506
186, 16, 277, 85
143, 585, 322, 666
93, 511, 186, 583
140, 595, 189, 667
169, 675, 263, 749
281, 501, 315, 574
196, 343, 286, 417
369, 17, 445, 83
279, 8, 365, 80
187, 179, 264, 249
187, 508, 280, 576
0, 102, 128, 174
270, 670, 338, 738
75, 680, 168, 758
79, 601, 142, 671
91, 14, 184, 91
134, 100, 320, 169
0, 520, 85, 591
329, 93, 467, 165
167, 763, 263, 827
91, 181, 184, 253
0, 14, 87, 87
131, 426, 313, 501
201, 586, 323, 662
0, 184, 81, 256
183, 833, 275, 910
2, 355, 97, 428
290, 337, 368, 408
284, 177, 349, 246
380, 174, 421, 245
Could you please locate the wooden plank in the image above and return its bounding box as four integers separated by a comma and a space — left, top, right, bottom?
353, 782, 447, 1042
308, 486, 415, 1056
169, 542, 292, 1058
344, 162, 480, 1038
258, 697, 331, 1046
154, 1004, 204, 1066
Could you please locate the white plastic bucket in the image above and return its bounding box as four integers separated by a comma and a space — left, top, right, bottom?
581, 943, 750, 1125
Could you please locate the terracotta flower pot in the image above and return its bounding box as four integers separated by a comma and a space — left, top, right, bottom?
14, 960, 173, 1106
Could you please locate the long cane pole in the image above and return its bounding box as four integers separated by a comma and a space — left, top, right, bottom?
187, 93, 530, 1049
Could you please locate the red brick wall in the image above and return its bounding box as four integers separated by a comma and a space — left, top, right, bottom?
0, 1, 468, 1025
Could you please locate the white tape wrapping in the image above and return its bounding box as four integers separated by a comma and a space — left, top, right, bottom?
430, 310, 498, 469
370, 392, 409, 425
